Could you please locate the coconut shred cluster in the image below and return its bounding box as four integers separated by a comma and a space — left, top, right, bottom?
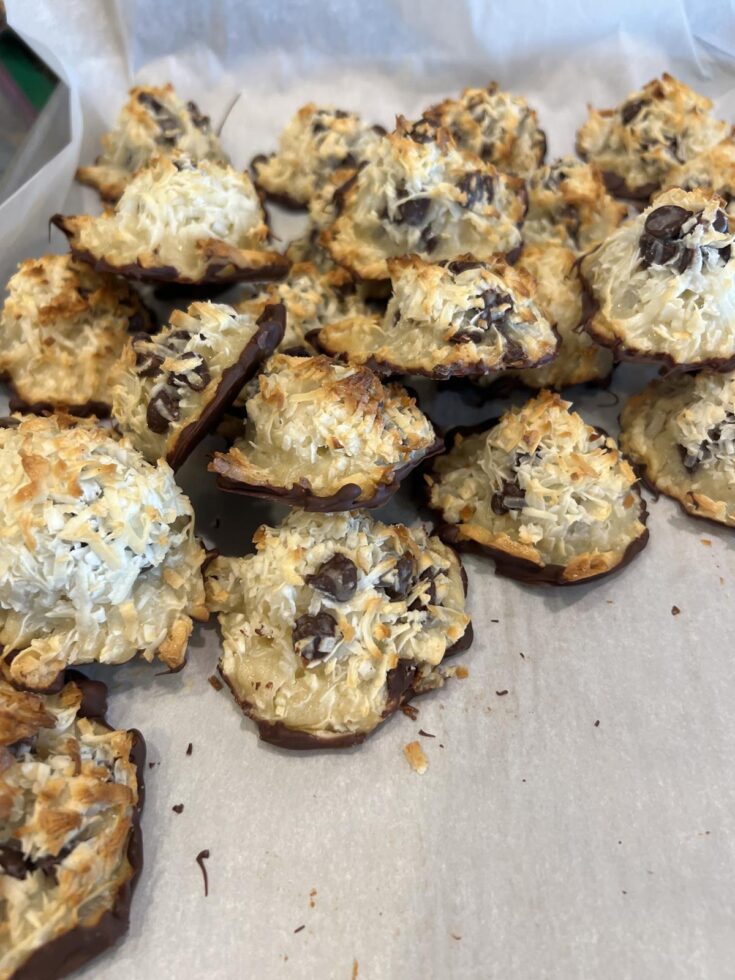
0, 676, 143, 979
77, 83, 228, 201
620, 371, 735, 526
0, 416, 207, 691
428, 391, 648, 584
576, 73, 730, 198
205, 511, 470, 746
54, 153, 289, 286
322, 117, 527, 280
112, 300, 284, 469
316, 254, 558, 379
0, 254, 152, 414
210, 354, 440, 508
252, 103, 385, 207
582, 188, 735, 369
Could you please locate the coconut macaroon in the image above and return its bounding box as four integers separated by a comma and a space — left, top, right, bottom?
76, 83, 227, 202
419, 82, 546, 176
205, 511, 471, 748
210, 354, 441, 510
523, 156, 627, 251
112, 300, 284, 470
316, 254, 558, 379
663, 138, 735, 213
252, 104, 385, 208
53, 153, 289, 287
576, 74, 729, 199
0, 254, 152, 416
0, 675, 144, 979
620, 370, 735, 527
236, 262, 361, 354
510, 243, 614, 390
0, 415, 208, 691
321, 117, 527, 280
581, 188, 735, 371
427, 390, 648, 585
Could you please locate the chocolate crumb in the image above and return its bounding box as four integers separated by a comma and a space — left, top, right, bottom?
594, 720, 600, 727
148, 761, 158, 769
490, 618, 500, 623
451, 933, 462, 941
293, 925, 305, 934
196, 849, 210, 897
496, 689, 509, 696
439, 743, 444, 748
671, 605, 681, 616
212, 517, 221, 529
186, 742, 193, 756
401, 704, 419, 721
208, 675, 223, 691
172, 804, 184, 814
519, 652, 525, 659
418, 729, 436, 738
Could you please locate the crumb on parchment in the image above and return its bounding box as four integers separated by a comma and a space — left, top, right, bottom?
403, 740, 429, 774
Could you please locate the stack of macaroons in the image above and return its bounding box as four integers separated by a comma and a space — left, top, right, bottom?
1, 69, 733, 976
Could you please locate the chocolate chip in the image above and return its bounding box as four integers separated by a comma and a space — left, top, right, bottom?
408, 119, 437, 143
306, 554, 358, 602
170, 357, 211, 392
621, 99, 647, 124
419, 224, 438, 254
447, 259, 485, 275
168, 329, 192, 343
134, 346, 164, 378
457, 171, 494, 209
380, 554, 416, 601
713, 209, 729, 234
147, 388, 180, 434
0, 844, 28, 879
126, 312, 145, 334
639, 235, 679, 268
292, 610, 339, 662
0, 417, 20, 429
408, 568, 438, 611
491, 479, 526, 515
186, 100, 211, 132
479, 141, 495, 161
394, 197, 430, 226
644, 205, 692, 240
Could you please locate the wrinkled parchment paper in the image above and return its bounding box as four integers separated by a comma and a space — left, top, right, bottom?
4, 2, 735, 977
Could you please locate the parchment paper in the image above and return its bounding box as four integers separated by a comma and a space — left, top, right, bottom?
4, 2, 735, 978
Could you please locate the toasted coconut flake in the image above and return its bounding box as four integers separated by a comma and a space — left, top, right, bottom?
0, 415, 207, 691
316, 253, 558, 379
205, 511, 471, 746
0, 254, 152, 415
0, 674, 144, 979
252, 103, 384, 207
419, 82, 546, 177
403, 740, 429, 774
581, 187, 735, 370
620, 370, 735, 527
428, 390, 648, 584
76, 83, 228, 201
321, 118, 526, 280
211, 354, 440, 509
55, 153, 289, 286
576, 74, 729, 199
112, 300, 284, 469
662, 137, 735, 214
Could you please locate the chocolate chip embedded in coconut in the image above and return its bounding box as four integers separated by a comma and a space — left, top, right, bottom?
314, 253, 558, 379
379, 554, 416, 600
293, 610, 340, 662
620, 370, 735, 526
113, 300, 284, 469
305, 554, 358, 601
205, 510, 471, 747
76, 83, 229, 202
581, 186, 735, 370
321, 117, 527, 280
428, 390, 649, 585
576, 74, 729, 198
